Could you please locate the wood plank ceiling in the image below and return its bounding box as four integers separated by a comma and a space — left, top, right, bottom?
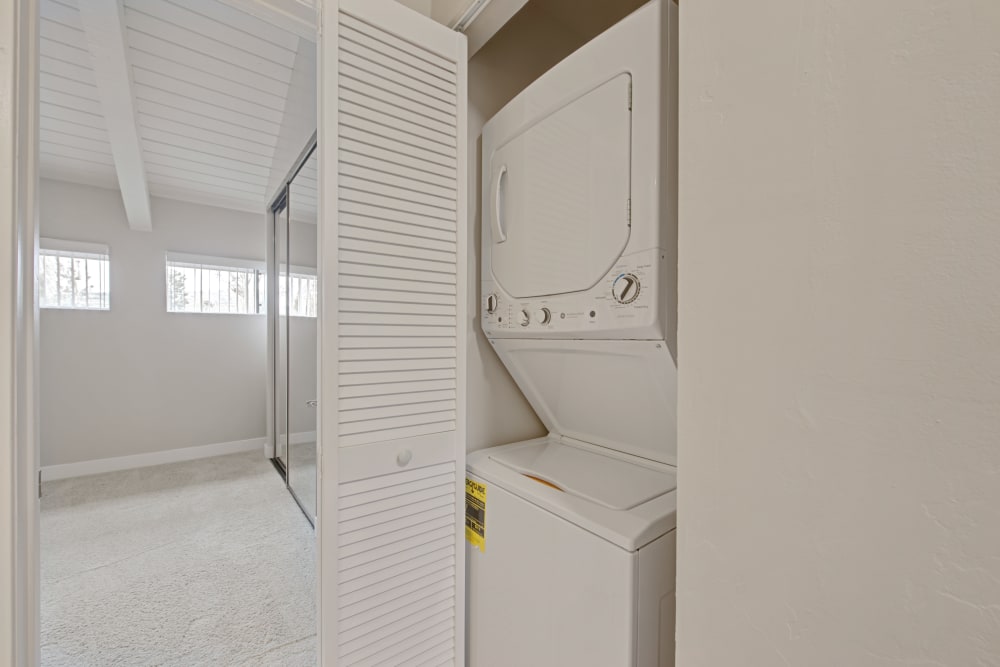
39, 0, 314, 219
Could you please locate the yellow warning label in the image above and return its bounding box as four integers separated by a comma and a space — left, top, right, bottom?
465, 478, 486, 552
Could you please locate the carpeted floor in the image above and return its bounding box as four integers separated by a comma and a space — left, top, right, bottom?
41, 450, 316, 667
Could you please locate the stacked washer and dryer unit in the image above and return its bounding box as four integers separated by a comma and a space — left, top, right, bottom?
467, 1, 679, 665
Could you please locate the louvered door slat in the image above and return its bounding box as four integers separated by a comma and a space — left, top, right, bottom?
340, 324, 452, 339
341, 584, 456, 634
341, 507, 455, 551
339, 514, 456, 558
341, 138, 457, 179
340, 67, 457, 120
339, 336, 456, 349
339, 546, 455, 596
340, 233, 457, 261
340, 116, 456, 164
340, 357, 457, 373
340, 90, 456, 140
340, 152, 456, 191
341, 170, 457, 209
339, 568, 453, 619
340, 162, 456, 200
340, 125, 455, 169
340, 99, 457, 147
338, 36, 458, 97
339, 14, 456, 74
338, 51, 457, 107
340, 288, 456, 306
341, 215, 457, 245
340, 610, 455, 664
324, 3, 466, 664
338, 566, 454, 615
371, 632, 455, 667
341, 199, 458, 232
340, 389, 456, 411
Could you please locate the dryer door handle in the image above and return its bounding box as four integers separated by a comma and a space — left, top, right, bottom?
492, 164, 508, 244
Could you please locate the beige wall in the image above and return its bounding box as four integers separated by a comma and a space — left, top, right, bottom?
465, 0, 649, 452
676, 1, 1000, 665
39, 179, 316, 467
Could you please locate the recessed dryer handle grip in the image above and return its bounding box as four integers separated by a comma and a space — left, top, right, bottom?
492, 164, 508, 244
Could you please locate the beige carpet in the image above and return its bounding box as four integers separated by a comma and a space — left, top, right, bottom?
41, 450, 316, 666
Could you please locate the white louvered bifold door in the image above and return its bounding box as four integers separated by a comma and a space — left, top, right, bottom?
318, 2, 467, 665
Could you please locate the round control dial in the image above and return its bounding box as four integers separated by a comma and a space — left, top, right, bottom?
518, 309, 530, 327
486, 293, 499, 314
534, 307, 551, 325
612, 273, 641, 304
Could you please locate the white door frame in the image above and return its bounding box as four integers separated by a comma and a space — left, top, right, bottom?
4, 2, 469, 665
1, 0, 40, 664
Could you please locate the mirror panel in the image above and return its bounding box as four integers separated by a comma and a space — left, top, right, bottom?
287, 147, 318, 520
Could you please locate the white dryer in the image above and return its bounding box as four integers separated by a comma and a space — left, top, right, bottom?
468, 1, 679, 665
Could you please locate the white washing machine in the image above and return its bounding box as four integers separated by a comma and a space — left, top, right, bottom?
468, 0, 679, 665
467, 438, 676, 667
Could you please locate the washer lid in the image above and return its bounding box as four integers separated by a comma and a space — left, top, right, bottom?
492, 338, 678, 466
487, 73, 632, 299
489, 439, 674, 511
467, 437, 677, 551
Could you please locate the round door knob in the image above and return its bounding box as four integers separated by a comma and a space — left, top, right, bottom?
612, 273, 641, 304
534, 307, 551, 325
518, 309, 530, 327
396, 449, 412, 467
486, 293, 499, 314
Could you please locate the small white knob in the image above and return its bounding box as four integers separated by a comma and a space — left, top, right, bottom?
486, 293, 499, 314
534, 307, 551, 325
518, 309, 530, 327
396, 449, 412, 467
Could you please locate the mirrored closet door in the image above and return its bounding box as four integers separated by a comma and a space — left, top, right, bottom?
270, 138, 317, 524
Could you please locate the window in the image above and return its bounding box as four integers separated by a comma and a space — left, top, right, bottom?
166, 253, 264, 315
281, 271, 318, 318
165, 252, 317, 317
39, 239, 110, 310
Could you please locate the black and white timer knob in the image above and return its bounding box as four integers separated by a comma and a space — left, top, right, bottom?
612, 273, 641, 304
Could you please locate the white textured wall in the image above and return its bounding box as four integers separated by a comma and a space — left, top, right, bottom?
676, 2, 1000, 665
38, 180, 318, 467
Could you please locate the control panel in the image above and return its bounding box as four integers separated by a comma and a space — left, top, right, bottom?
482, 248, 667, 340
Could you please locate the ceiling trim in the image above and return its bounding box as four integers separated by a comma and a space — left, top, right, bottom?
78, 0, 153, 231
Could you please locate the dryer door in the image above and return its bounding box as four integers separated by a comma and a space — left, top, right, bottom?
488, 74, 632, 299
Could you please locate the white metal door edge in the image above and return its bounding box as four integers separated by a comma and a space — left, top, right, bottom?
2, 0, 41, 664
318, 2, 467, 664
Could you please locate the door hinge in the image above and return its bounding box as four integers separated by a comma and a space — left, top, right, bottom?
38, 470, 42, 498
628, 81, 633, 110
627, 198, 632, 226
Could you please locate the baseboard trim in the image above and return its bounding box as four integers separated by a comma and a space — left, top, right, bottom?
289, 430, 317, 446
41, 437, 267, 482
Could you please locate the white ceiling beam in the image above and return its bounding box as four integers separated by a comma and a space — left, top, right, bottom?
215, 0, 317, 42
78, 0, 152, 231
